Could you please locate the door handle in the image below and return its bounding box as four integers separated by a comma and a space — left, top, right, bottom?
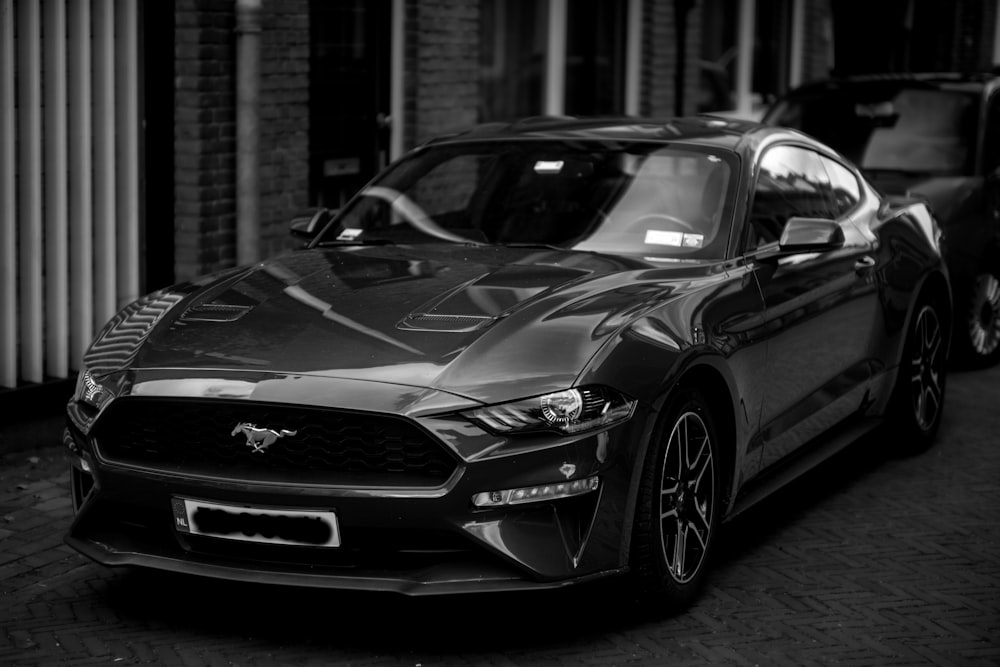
854, 255, 876, 273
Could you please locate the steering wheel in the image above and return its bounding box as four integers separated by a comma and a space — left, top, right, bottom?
630, 213, 695, 231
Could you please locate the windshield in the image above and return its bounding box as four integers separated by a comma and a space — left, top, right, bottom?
767, 85, 979, 176
315, 140, 738, 260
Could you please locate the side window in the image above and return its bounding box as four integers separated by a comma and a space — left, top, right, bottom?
746, 145, 835, 250
821, 157, 861, 217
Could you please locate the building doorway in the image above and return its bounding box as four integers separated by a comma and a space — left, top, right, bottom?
310, 0, 392, 209
142, 0, 175, 291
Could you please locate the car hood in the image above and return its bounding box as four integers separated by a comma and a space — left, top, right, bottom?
89, 245, 715, 404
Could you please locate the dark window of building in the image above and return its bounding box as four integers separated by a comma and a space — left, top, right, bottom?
479, 0, 548, 122
752, 0, 792, 107
310, 0, 391, 208
697, 0, 792, 114
698, 0, 737, 113
564, 0, 627, 115
142, 0, 176, 289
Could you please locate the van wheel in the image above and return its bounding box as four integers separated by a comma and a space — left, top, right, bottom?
956, 267, 1000, 368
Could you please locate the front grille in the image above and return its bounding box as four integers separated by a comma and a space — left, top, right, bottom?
93, 398, 457, 486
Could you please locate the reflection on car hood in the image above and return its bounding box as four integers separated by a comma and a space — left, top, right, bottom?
118, 245, 712, 403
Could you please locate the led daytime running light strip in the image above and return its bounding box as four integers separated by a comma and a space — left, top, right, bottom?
472, 476, 599, 507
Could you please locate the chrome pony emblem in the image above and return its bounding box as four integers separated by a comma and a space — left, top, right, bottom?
231, 423, 297, 454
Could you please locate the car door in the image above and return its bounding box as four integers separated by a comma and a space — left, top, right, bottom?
744, 145, 882, 473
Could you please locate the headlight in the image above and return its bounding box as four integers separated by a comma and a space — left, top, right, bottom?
74, 369, 115, 410
463, 386, 636, 435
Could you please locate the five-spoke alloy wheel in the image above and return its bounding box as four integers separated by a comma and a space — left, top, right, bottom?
910, 303, 946, 432
632, 389, 720, 610
658, 410, 715, 584
893, 297, 948, 453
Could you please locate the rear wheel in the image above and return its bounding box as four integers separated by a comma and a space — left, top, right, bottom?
631, 389, 720, 612
891, 297, 948, 453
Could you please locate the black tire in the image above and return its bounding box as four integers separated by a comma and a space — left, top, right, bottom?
953, 264, 1000, 368
890, 297, 948, 454
630, 388, 720, 612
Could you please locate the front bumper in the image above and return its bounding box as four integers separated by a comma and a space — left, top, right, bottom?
64, 403, 647, 595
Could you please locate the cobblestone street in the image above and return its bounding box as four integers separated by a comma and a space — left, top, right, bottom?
2, 364, 999, 665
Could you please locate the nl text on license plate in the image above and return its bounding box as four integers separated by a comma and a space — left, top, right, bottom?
171, 497, 341, 548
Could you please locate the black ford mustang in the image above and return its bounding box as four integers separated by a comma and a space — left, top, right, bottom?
66, 117, 950, 610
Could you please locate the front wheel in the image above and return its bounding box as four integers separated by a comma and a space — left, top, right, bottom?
630, 389, 720, 612
890, 297, 948, 454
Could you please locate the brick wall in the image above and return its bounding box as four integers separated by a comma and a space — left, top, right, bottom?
173, 0, 309, 282
174, 0, 236, 282
258, 1, 309, 259
403, 0, 479, 149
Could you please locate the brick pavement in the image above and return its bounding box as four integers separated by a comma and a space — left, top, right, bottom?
1, 365, 998, 665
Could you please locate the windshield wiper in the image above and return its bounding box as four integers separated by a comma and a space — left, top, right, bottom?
315, 238, 396, 247
500, 242, 566, 251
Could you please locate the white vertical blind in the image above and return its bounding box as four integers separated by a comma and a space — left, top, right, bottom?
17, 0, 43, 384
44, 0, 69, 379
0, 0, 17, 388
390, 0, 404, 161
625, 0, 642, 116
69, 0, 94, 371
735, 0, 756, 118
789, 0, 805, 89
93, 0, 117, 330
1, 0, 142, 390
994, 1, 1000, 66
544, 0, 567, 116
115, 0, 140, 310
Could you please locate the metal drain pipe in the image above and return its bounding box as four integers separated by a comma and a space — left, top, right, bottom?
235, 0, 261, 265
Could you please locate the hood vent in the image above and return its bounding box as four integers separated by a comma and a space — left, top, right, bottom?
398, 313, 495, 333
179, 303, 253, 323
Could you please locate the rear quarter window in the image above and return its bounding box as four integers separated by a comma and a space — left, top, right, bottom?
821, 158, 861, 217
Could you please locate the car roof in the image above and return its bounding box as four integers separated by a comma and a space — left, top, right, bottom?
419, 115, 802, 153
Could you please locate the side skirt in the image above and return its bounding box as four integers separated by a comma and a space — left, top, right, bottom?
725, 415, 883, 521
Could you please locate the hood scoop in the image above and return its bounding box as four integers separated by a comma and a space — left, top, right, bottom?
399, 312, 496, 333
398, 263, 590, 333
178, 302, 254, 323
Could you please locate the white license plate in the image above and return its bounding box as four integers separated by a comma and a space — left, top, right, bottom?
171, 497, 341, 548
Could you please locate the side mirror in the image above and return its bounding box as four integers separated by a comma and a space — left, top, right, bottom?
777, 216, 845, 253
289, 207, 335, 240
